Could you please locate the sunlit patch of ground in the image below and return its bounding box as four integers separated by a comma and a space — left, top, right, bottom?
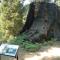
23, 41, 60, 60
24, 47, 60, 60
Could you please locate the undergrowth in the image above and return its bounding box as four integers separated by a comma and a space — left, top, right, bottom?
7, 34, 56, 52
8, 34, 40, 52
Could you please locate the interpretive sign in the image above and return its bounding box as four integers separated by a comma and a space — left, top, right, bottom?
0, 44, 19, 60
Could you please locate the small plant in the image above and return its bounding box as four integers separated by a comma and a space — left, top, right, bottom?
8, 34, 40, 52
23, 42, 40, 52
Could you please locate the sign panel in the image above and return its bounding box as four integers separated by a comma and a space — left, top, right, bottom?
0, 44, 19, 57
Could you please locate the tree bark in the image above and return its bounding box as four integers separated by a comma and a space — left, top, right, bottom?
20, 2, 60, 42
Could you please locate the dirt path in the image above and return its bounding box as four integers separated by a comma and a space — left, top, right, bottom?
18, 41, 60, 60
1, 41, 60, 60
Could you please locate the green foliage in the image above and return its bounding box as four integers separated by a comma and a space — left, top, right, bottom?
24, 43, 40, 52
0, 0, 30, 42
0, 32, 4, 42
0, 0, 25, 40
8, 34, 40, 52
56, 0, 60, 6
8, 34, 56, 52
8, 32, 57, 52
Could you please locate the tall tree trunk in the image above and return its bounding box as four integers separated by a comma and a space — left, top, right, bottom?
20, 2, 35, 33
20, 2, 60, 42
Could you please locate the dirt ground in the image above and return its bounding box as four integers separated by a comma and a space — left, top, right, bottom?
1, 41, 60, 60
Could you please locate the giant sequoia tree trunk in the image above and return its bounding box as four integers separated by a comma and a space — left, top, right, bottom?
20, 2, 60, 42
20, 2, 35, 33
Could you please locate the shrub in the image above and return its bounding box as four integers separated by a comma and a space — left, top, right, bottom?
8, 34, 40, 52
